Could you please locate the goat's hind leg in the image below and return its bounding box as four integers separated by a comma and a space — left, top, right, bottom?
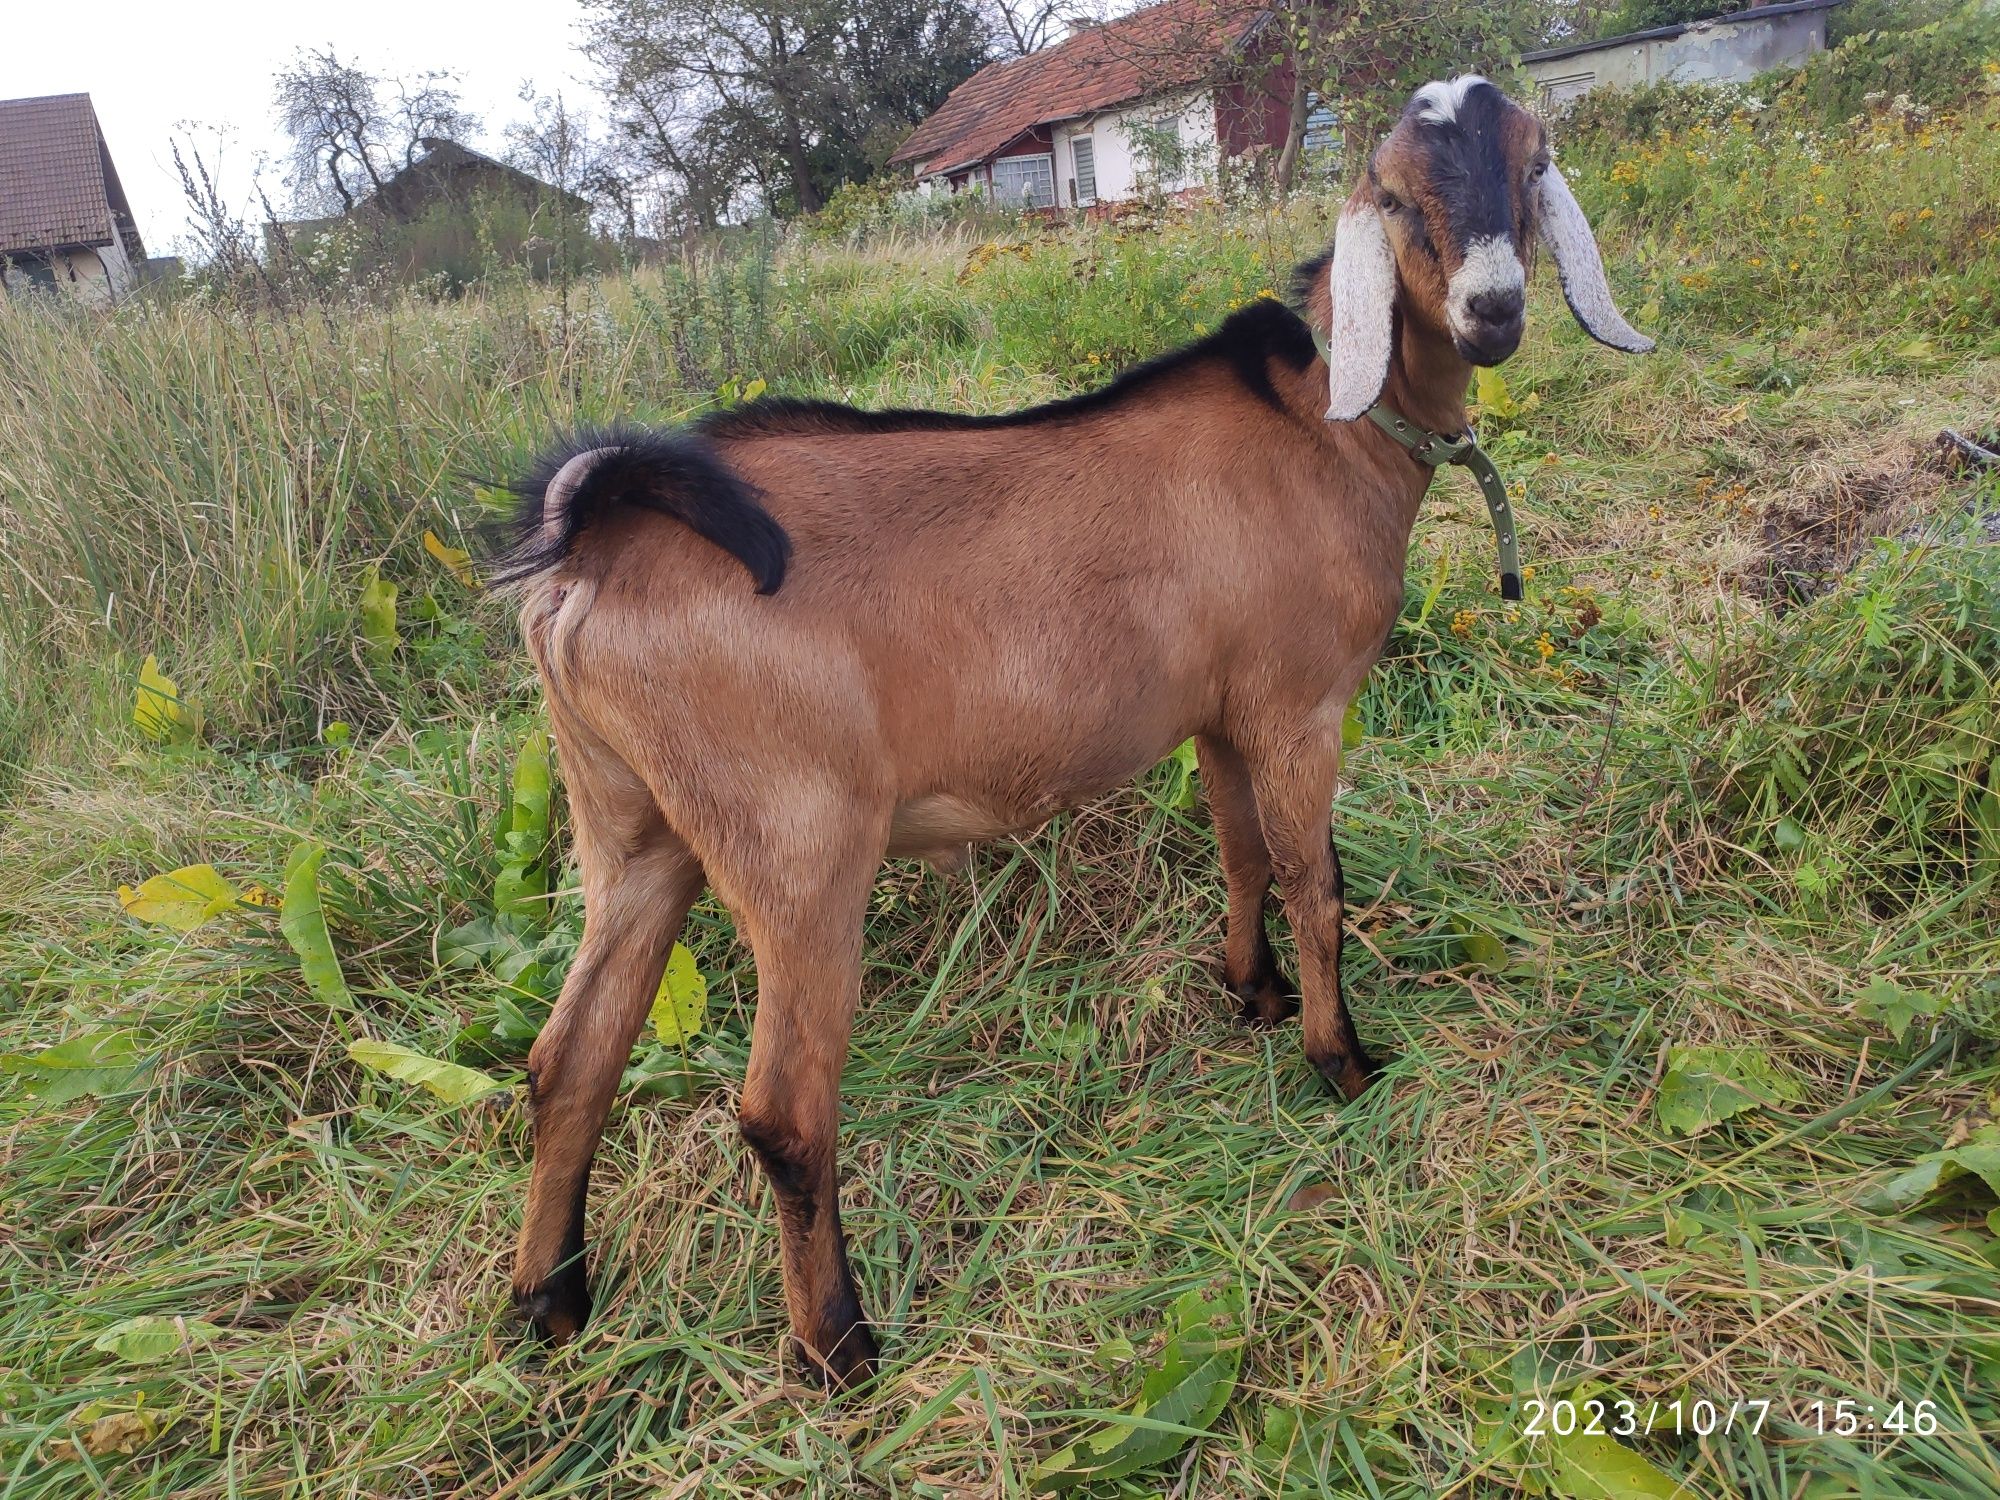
513, 771, 703, 1342
1198, 734, 1297, 1026
732, 840, 881, 1389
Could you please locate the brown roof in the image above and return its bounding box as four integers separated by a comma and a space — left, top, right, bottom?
0, 93, 144, 258
890, 0, 1270, 173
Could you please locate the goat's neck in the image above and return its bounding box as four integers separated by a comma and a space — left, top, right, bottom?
1380, 316, 1472, 437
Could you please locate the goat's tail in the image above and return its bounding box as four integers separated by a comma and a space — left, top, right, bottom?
492, 426, 791, 594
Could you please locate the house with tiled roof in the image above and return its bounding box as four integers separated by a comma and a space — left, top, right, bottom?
889, 0, 1296, 208
0, 93, 147, 304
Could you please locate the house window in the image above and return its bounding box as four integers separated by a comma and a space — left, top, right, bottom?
1537, 73, 1597, 112
1071, 137, 1097, 206
991, 153, 1056, 208
1303, 92, 1338, 154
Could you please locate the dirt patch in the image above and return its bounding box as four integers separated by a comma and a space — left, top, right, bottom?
1747, 437, 1956, 605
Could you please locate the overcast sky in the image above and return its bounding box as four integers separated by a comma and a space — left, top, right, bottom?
3, 0, 595, 254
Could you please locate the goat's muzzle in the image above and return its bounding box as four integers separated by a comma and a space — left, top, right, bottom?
1455, 288, 1525, 365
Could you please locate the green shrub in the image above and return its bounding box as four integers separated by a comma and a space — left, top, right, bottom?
1775, 1, 2000, 122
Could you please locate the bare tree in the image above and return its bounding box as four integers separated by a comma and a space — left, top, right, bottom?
274, 47, 478, 213
979, 0, 1107, 56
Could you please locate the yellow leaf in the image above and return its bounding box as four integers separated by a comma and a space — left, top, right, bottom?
1474, 366, 1518, 420
117, 864, 240, 932
649, 943, 709, 1048
424, 530, 479, 588
1716, 400, 1749, 427
133, 654, 186, 742
741, 377, 768, 401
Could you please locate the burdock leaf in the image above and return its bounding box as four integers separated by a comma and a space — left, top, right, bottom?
133, 654, 188, 742
282, 844, 352, 1009
0, 1029, 150, 1103
1032, 1287, 1243, 1492
347, 1039, 507, 1104
117, 864, 240, 932
92, 1316, 223, 1365
424, 529, 478, 588
1544, 1427, 1689, 1499
1655, 1045, 1803, 1137
359, 568, 400, 662
649, 943, 709, 1048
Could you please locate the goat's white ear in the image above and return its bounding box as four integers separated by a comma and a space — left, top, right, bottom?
1537, 164, 1654, 354
1323, 201, 1396, 422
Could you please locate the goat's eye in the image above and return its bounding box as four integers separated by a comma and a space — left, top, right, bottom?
1529, 161, 1549, 182
1377, 192, 1401, 214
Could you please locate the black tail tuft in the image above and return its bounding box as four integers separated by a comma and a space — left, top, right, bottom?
490, 425, 791, 594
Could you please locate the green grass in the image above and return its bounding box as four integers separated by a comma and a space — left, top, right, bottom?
1, 86, 1998, 1499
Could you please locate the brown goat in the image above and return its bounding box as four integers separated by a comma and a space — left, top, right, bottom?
501, 76, 1651, 1388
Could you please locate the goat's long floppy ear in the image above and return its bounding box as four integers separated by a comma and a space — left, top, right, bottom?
1324, 200, 1396, 422
1537, 164, 1653, 353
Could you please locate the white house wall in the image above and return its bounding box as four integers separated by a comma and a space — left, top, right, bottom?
1049, 92, 1216, 206
1, 238, 134, 306
913, 92, 1221, 205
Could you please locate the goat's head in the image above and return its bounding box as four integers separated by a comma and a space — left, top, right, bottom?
1323, 75, 1653, 422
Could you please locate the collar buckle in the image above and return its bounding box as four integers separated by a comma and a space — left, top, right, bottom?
1360, 402, 1525, 602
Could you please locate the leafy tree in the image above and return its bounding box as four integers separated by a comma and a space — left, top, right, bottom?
582, 0, 988, 221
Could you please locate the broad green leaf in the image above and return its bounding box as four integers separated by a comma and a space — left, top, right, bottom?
1157, 739, 1200, 812
1451, 915, 1508, 974
0, 1029, 150, 1103
741, 376, 768, 401
1973, 756, 2000, 878
117, 864, 240, 932
424, 529, 479, 587
1855, 976, 1946, 1041
650, 943, 709, 1048
1032, 1287, 1243, 1492
134, 654, 187, 742
359, 568, 400, 662
1341, 700, 1365, 751
92, 1316, 223, 1365
281, 844, 352, 1009
494, 725, 551, 920
1544, 1427, 1688, 1499
347, 1038, 507, 1104
1655, 1045, 1803, 1138
1475, 365, 1519, 420
1866, 1123, 2000, 1215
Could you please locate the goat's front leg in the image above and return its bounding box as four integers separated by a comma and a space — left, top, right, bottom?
736, 861, 879, 1389
1245, 733, 1376, 1101
514, 826, 704, 1340
1197, 734, 1296, 1025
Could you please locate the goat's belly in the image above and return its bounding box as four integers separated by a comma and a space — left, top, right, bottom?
887, 793, 1038, 866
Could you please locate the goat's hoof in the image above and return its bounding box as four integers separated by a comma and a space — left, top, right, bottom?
1309, 1047, 1380, 1103
515, 1264, 592, 1344
799, 1320, 881, 1392
1227, 967, 1299, 1027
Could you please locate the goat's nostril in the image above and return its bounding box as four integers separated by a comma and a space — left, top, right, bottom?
1468, 290, 1524, 326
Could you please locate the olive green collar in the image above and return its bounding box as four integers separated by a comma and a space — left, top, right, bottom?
1309, 330, 1524, 601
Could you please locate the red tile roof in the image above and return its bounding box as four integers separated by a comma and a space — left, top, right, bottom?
890, 0, 1271, 173
0, 93, 143, 258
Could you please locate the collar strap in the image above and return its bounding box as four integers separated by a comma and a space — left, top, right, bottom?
1306, 324, 1524, 600
1363, 404, 1524, 603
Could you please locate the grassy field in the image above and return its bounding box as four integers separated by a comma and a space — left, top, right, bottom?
2, 79, 1998, 1499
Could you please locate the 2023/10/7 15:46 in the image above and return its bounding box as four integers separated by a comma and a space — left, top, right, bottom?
1521, 1396, 1945, 1439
